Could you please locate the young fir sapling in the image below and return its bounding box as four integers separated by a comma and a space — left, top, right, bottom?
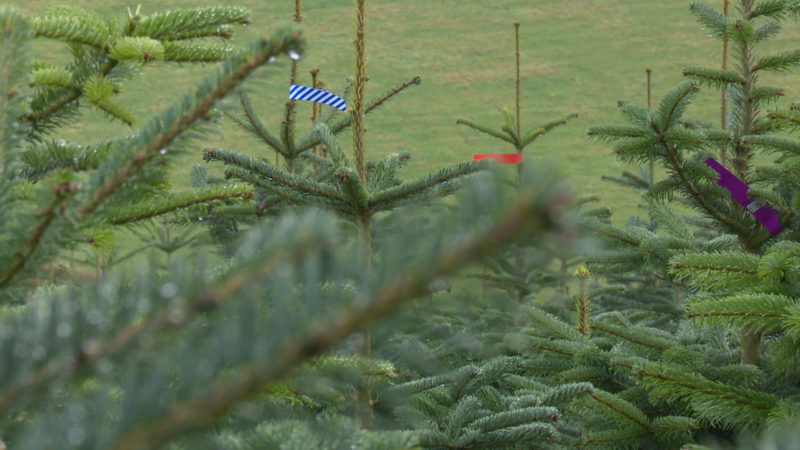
0, 4, 573, 448
589, 0, 798, 365
574, 0, 800, 445
457, 22, 581, 301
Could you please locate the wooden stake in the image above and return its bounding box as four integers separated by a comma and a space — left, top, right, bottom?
352, 0, 368, 186
514, 22, 521, 139
721, 0, 729, 162
310, 68, 320, 123
646, 68, 653, 186
294, 0, 302, 22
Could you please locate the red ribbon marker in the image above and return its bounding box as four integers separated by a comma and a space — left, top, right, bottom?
473, 153, 522, 164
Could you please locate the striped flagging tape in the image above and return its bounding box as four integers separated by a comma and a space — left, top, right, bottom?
288, 85, 346, 112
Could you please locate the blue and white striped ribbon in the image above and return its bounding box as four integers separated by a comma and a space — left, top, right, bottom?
288, 85, 346, 112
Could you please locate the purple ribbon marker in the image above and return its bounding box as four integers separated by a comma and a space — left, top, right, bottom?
704, 157, 783, 235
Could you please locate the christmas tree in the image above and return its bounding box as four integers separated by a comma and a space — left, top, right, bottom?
0, 2, 570, 448
1, 1, 799, 448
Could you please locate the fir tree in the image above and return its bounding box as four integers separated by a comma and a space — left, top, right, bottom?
0, 3, 571, 448
568, 0, 800, 445
3, 1, 799, 448
589, 0, 799, 364
456, 22, 580, 303
201, 1, 481, 243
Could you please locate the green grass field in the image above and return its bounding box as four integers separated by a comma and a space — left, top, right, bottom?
11, 0, 800, 221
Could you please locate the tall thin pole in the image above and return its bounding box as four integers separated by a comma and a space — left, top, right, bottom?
721, 0, 729, 162
514, 22, 521, 140
646, 68, 653, 186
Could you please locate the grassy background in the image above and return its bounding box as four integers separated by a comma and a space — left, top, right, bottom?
11, 0, 800, 222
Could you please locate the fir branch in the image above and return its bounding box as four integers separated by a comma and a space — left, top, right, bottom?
586, 125, 655, 141
0, 6, 32, 166
748, 0, 791, 19
470, 423, 555, 448
752, 86, 785, 105
236, 89, 284, 153
689, 1, 729, 37
82, 74, 136, 125
526, 305, 588, 342
203, 148, 348, 204
17, 139, 113, 179
671, 251, 761, 291
742, 134, 800, 156
617, 360, 777, 427
661, 141, 749, 235
0, 182, 75, 290
590, 321, 673, 351
106, 183, 253, 225
162, 41, 234, 62
456, 118, 515, 144
755, 49, 800, 72
588, 390, 650, 431
682, 67, 743, 88
746, 211, 794, 249
25, 59, 116, 124
163, 23, 235, 40
601, 171, 648, 190
766, 109, 800, 129
313, 123, 349, 167
506, 335, 580, 356
227, 167, 338, 210
657, 82, 699, 130
583, 428, 650, 446
0, 222, 321, 417
30, 15, 108, 49
30, 66, 72, 88
540, 382, 595, 405
469, 406, 558, 433
383, 375, 455, 400
610, 138, 662, 165
368, 162, 480, 211
79, 30, 304, 217
686, 293, 793, 334
109, 36, 165, 62
672, 261, 757, 274
580, 217, 640, 246
753, 21, 782, 43
520, 113, 578, 147
294, 76, 422, 154
338, 168, 369, 210
725, 19, 755, 46
132, 6, 250, 40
